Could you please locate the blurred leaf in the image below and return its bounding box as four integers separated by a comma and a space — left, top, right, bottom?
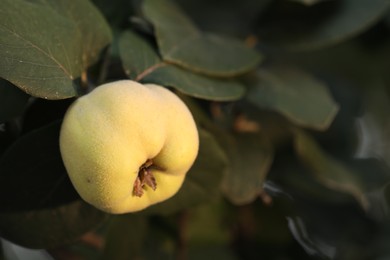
101, 214, 147, 260
386, 10, 390, 28
258, 0, 390, 51
189, 246, 239, 260
0, 121, 78, 212
0, 0, 111, 99
247, 67, 339, 130
272, 155, 377, 258
141, 216, 177, 258
309, 76, 362, 157
92, 0, 136, 27
380, 183, 390, 214
0, 200, 107, 249
366, 184, 390, 221
347, 158, 390, 192
0, 79, 29, 122
288, 0, 334, 6
142, 129, 227, 215
142, 0, 262, 76
221, 133, 274, 205
293, 129, 369, 210
286, 39, 383, 85
37, 0, 113, 68
187, 200, 230, 247
270, 155, 353, 204
353, 79, 390, 163
119, 30, 246, 101
358, 159, 390, 220
174, 0, 272, 37
286, 216, 335, 259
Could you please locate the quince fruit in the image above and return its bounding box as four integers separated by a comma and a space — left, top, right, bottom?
59, 80, 199, 214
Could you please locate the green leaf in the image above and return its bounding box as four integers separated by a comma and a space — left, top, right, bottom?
0, 0, 81, 99
37, 0, 112, 68
0, 79, 29, 122
220, 133, 274, 205
142, 0, 262, 76
0, 121, 78, 212
0, 0, 111, 99
142, 129, 227, 215
118, 30, 162, 80
118, 30, 246, 101
247, 67, 339, 130
258, 0, 390, 51
293, 129, 369, 210
0, 200, 107, 249
143, 65, 246, 101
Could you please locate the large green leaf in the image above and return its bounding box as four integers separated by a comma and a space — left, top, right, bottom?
142, 0, 262, 76
293, 129, 369, 210
0, 79, 29, 122
0, 0, 111, 99
0, 121, 78, 212
220, 133, 274, 205
119, 30, 245, 101
0, 200, 107, 249
0, 0, 81, 99
258, 0, 390, 51
247, 67, 339, 130
142, 129, 227, 215
37, 0, 112, 68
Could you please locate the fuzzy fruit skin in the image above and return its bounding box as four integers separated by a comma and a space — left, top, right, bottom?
59, 80, 199, 214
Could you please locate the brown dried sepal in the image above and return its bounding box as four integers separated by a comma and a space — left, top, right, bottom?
133, 159, 157, 197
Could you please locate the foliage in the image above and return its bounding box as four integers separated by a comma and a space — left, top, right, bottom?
1, 0, 390, 259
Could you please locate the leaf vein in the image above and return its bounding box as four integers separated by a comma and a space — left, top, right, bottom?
0, 24, 73, 79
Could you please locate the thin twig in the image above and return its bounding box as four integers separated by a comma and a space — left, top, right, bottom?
81, 70, 88, 90
136, 62, 166, 82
